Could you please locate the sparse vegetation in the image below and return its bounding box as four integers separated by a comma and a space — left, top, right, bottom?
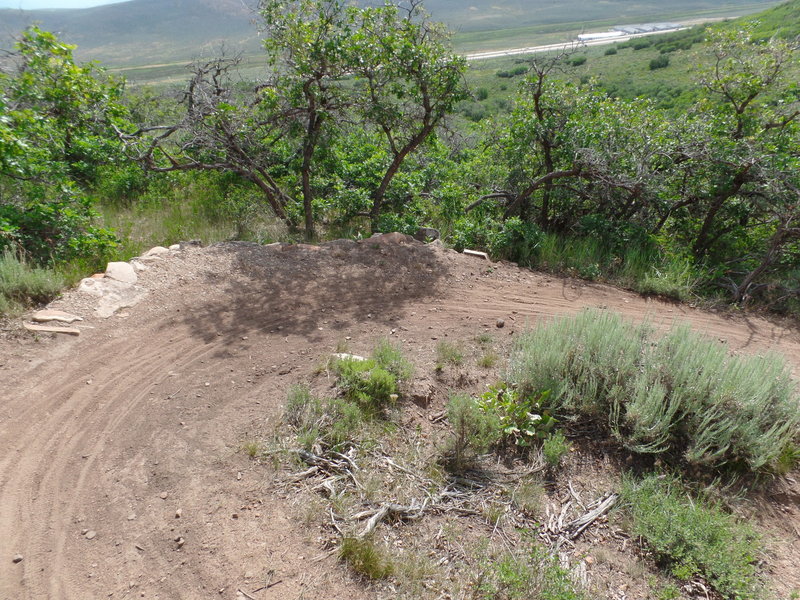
542, 431, 570, 468
339, 536, 395, 579
0, 248, 64, 314
436, 340, 464, 369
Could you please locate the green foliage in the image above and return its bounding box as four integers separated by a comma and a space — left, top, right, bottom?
622, 474, 762, 599
509, 310, 800, 476
0, 247, 63, 314
477, 349, 500, 368
0, 26, 125, 265
649, 55, 670, 70
541, 431, 570, 468
371, 338, 414, 381
283, 384, 368, 450
478, 382, 557, 447
446, 393, 501, 471
333, 357, 397, 412
339, 536, 394, 579
569, 55, 587, 66
436, 340, 464, 368
473, 539, 586, 600
604, 46, 618, 56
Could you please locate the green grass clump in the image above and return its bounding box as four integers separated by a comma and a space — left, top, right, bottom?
508, 309, 800, 476
446, 393, 501, 471
436, 340, 464, 369
542, 431, 570, 468
333, 357, 398, 412
339, 536, 394, 579
621, 474, 762, 599
0, 248, 64, 315
474, 541, 586, 600
371, 338, 414, 381
283, 384, 368, 450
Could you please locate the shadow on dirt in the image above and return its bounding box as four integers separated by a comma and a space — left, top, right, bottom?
180, 238, 450, 349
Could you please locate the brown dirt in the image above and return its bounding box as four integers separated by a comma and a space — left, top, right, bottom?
1, 237, 799, 600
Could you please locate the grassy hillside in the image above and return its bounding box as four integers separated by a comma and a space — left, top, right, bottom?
0, 0, 785, 71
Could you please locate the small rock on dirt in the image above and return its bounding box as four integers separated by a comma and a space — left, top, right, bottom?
23, 322, 81, 336
12, 554, 23, 564
159, 492, 168, 499
331, 353, 367, 362
496, 318, 505, 328
175, 509, 182, 518
143, 246, 170, 257
105, 261, 138, 285
168, 244, 181, 251
85, 530, 97, 540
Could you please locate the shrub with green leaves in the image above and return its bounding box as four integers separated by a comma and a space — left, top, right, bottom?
622, 474, 762, 599
371, 338, 414, 381
332, 357, 398, 412
542, 431, 570, 468
478, 382, 557, 448
508, 310, 800, 475
282, 384, 367, 450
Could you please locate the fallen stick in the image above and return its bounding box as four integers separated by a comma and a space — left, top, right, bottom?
562, 493, 618, 540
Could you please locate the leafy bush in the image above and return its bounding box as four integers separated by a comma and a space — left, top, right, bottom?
650, 55, 670, 70
622, 474, 762, 599
508, 310, 800, 475
473, 540, 586, 600
479, 383, 557, 448
333, 357, 398, 412
569, 56, 587, 66
604, 46, 618, 55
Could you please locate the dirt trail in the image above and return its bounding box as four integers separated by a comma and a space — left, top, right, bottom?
1, 238, 798, 599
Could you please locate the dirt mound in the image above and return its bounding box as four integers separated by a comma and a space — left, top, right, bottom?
1, 237, 798, 599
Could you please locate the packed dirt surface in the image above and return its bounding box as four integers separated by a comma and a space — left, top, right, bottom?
1, 236, 799, 600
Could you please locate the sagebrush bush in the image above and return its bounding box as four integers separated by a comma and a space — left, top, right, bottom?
371, 338, 414, 381
622, 474, 761, 599
333, 357, 398, 412
446, 393, 501, 471
508, 309, 800, 475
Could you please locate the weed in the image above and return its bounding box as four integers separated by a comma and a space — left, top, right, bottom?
475, 332, 494, 346
509, 309, 800, 476
473, 539, 586, 599
241, 440, 263, 459
446, 393, 501, 471
512, 479, 545, 517
479, 383, 556, 447
339, 536, 394, 579
333, 357, 398, 412
371, 338, 414, 381
436, 340, 464, 369
477, 349, 500, 368
542, 431, 570, 468
621, 474, 762, 600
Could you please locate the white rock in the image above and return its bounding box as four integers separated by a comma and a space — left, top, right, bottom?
143, 246, 170, 257
169, 244, 180, 251
105, 262, 138, 285
31, 310, 83, 324
130, 259, 148, 272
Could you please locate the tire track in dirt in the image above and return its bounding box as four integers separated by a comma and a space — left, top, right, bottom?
0, 329, 220, 599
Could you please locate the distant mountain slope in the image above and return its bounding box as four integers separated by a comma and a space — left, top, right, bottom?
0, 0, 788, 67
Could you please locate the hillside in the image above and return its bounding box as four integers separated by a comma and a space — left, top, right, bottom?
0, 0, 785, 67
1, 237, 799, 599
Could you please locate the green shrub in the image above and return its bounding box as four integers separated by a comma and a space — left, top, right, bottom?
0, 248, 64, 314
622, 474, 762, 599
569, 55, 587, 66
371, 338, 414, 381
333, 357, 398, 412
542, 431, 570, 468
447, 393, 501, 471
479, 383, 557, 448
604, 46, 618, 55
508, 310, 800, 475
339, 536, 394, 579
650, 55, 670, 70
477, 349, 500, 368
282, 384, 367, 450
476, 87, 490, 101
